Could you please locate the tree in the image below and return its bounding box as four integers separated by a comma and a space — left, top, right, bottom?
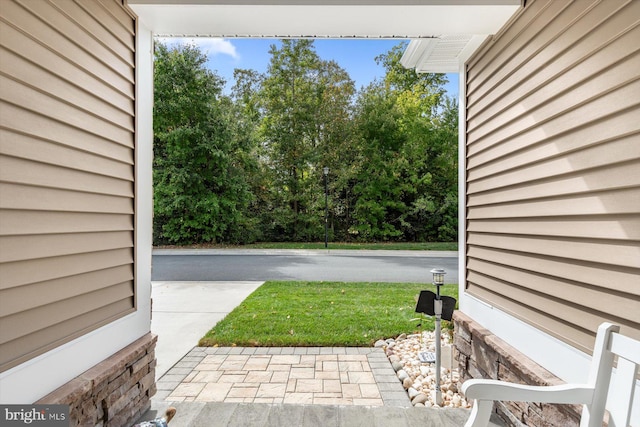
153, 42, 253, 244
313, 61, 357, 239
226, 68, 266, 243
335, 42, 457, 242
376, 43, 458, 241
151, 40, 458, 245
347, 83, 407, 240
259, 40, 355, 241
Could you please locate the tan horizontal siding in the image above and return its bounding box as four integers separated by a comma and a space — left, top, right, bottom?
79, 1, 136, 47
1, 265, 134, 317
94, 0, 136, 34
0, 249, 134, 290
0, 130, 133, 180
0, 211, 133, 236
0, 22, 134, 114
467, 216, 640, 241
468, 70, 640, 157
0, 299, 135, 371
468, 0, 636, 120
467, 188, 639, 218
467, 132, 638, 182
0, 155, 133, 197
0, 104, 134, 163
467, 246, 638, 295
466, 0, 567, 95
0, 231, 133, 263
469, 21, 640, 134
468, 159, 640, 202
467, 272, 638, 338
0, 47, 134, 128
468, 276, 640, 352
0, 183, 134, 213
1, 0, 134, 94
466, 281, 640, 352
14, 0, 134, 77
467, 259, 640, 320
467, 107, 639, 171
467, 233, 639, 268
1, 281, 134, 344
1, 77, 133, 146
468, 78, 640, 157
0, 0, 135, 372
465, 0, 640, 353
41, 0, 135, 67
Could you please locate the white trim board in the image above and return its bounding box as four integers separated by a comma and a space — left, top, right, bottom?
128, 1, 520, 38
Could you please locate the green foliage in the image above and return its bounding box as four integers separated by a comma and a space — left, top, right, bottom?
152, 40, 458, 245
258, 40, 355, 241
335, 43, 458, 242
199, 281, 459, 347
153, 43, 254, 244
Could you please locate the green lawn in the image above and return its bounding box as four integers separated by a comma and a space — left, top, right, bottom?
158, 241, 458, 251
248, 242, 457, 251
199, 281, 458, 347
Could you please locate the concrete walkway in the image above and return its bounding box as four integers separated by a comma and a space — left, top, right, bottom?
151, 281, 264, 378
154, 347, 409, 407
142, 402, 478, 426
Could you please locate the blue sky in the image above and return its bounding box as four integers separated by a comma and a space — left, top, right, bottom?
156, 37, 459, 98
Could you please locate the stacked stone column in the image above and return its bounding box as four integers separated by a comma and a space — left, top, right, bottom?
36, 334, 157, 427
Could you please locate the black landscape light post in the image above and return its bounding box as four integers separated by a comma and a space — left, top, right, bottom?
431, 268, 446, 406
323, 167, 329, 249
414, 268, 455, 406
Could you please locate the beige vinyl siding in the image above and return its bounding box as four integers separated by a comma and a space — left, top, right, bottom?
465, 0, 640, 353
0, 0, 136, 372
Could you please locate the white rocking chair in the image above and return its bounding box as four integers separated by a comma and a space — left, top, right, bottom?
462, 323, 639, 427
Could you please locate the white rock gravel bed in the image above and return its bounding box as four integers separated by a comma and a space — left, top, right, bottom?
376, 331, 472, 409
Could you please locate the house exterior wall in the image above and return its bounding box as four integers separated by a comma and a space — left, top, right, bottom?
458, 0, 640, 423
0, 0, 155, 415
464, 0, 639, 354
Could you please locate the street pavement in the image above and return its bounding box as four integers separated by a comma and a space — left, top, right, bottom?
152, 249, 459, 284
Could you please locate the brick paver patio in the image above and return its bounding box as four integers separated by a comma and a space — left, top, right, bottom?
155, 347, 411, 407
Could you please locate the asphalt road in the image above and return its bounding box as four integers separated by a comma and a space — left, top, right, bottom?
152, 250, 459, 284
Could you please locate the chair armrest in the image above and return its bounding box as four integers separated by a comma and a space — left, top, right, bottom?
462, 379, 594, 404
462, 380, 594, 427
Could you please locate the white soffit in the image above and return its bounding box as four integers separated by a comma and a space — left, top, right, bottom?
127, 1, 521, 39
400, 34, 490, 73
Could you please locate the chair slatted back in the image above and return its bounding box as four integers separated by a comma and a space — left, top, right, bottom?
582, 324, 639, 427
607, 332, 640, 427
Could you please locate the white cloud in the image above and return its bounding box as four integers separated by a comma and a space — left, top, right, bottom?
156, 37, 239, 60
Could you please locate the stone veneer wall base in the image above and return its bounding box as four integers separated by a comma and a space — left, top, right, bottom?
36, 333, 157, 427
453, 311, 582, 427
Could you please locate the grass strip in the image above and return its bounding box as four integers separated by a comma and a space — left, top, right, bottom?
158, 241, 458, 251
199, 281, 457, 347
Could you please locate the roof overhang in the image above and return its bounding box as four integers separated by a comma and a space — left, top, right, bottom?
127, 0, 521, 71
400, 34, 490, 73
